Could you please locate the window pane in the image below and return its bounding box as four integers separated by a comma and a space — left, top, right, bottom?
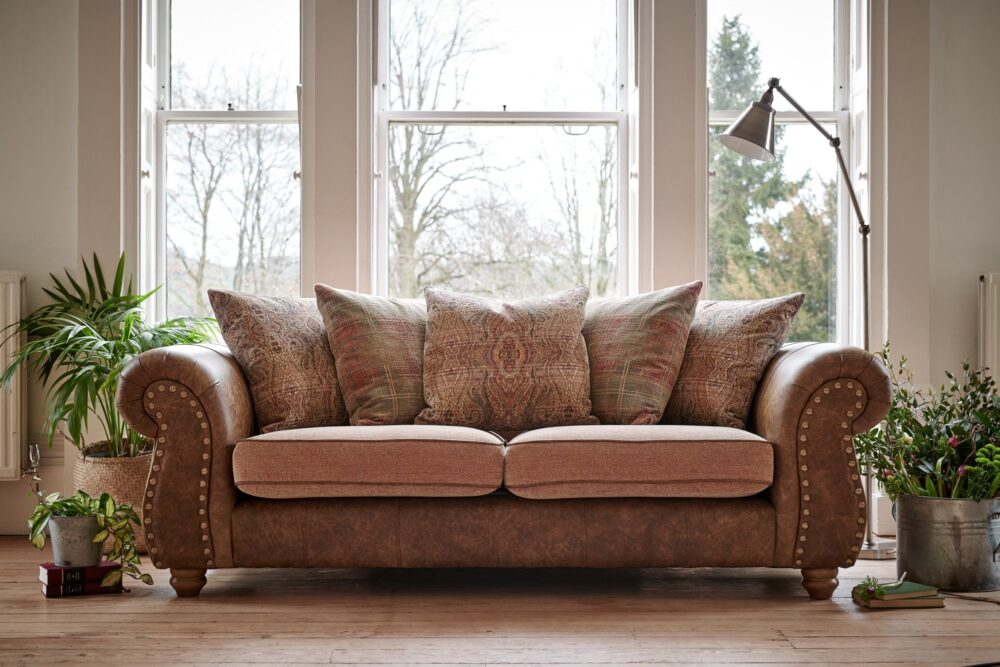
707, 0, 835, 112
388, 0, 618, 111
708, 123, 839, 342
170, 0, 299, 110
388, 124, 618, 299
165, 123, 300, 317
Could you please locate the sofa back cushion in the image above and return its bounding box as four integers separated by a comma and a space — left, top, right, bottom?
417, 287, 598, 433
208, 289, 348, 433
663, 293, 804, 429
314, 284, 426, 425
583, 282, 702, 425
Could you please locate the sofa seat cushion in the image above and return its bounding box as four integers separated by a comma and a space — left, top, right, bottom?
504, 425, 773, 499
233, 425, 505, 499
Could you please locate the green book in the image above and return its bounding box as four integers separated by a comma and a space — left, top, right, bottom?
875, 580, 939, 601
853, 590, 945, 609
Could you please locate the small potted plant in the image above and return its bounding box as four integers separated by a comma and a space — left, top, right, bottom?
854, 345, 1000, 591
29, 489, 153, 588
1, 254, 214, 550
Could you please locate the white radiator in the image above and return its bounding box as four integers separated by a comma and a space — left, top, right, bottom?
0, 272, 25, 480
980, 272, 1000, 377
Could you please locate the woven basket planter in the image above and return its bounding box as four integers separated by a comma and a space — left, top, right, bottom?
72, 441, 153, 554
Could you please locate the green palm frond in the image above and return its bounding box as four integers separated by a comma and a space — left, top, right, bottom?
0, 253, 216, 456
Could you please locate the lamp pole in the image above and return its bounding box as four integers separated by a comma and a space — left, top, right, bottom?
721, 78, 894, 559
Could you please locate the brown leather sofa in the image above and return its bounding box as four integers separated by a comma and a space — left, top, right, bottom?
116, 341, 890, 599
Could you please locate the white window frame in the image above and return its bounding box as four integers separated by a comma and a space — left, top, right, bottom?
705, 0, 853, 343
146, 0, 302, 320
371, 0, 635, 297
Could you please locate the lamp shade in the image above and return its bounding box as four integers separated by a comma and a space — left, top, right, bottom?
719, 101, 776, 162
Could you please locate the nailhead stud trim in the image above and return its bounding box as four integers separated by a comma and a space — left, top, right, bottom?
793, 378, 869, 569
142, 380, 215, 571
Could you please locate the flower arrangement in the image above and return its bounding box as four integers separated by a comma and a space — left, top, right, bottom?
853, 345, 1000, 502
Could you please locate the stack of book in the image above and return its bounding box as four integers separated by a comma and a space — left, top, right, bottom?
39, 563, 123, 598
852, 581, 944, 609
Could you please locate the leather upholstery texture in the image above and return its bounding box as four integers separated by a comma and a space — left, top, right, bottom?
231, 495, 775, 568
505, 425, 773, 499
752, 342, 891, 569
233, 425, 505, 498
116, 344, 254, 569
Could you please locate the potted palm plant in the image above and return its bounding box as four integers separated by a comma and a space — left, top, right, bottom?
1, 254, 214, 550
854, 346, 1000, 591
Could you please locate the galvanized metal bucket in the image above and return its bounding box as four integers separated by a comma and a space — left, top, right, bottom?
896, 495, 1000, 592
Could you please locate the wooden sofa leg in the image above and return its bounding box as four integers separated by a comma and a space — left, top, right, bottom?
169, 568, 207, 598
801, 568, 839, 600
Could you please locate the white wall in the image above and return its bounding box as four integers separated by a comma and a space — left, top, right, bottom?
928, 0, 1000, 381
0, 0, 79, 533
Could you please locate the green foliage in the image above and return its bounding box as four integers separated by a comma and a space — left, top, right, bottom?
852, 575, 885, 602
853, 344, 1000, 501
708, 16, 837, 343
27, 489, 153, 588
0, 254, 215, 456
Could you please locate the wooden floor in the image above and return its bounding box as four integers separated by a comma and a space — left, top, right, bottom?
1, 537, 999, 666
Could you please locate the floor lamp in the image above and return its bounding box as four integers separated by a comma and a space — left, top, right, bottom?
719, 77, 895, 560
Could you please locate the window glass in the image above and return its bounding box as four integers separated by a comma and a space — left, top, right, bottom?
388, 0, 618, 111
165, 123, 300, 317
708, 123, 839, 342
707, 0, 835, 112
170, 0, 299, 110
388, 124, 618, 299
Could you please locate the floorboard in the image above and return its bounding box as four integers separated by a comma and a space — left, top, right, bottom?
1, 537, 997, 665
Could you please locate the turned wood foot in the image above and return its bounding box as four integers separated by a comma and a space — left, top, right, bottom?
801, 567, 839, 600
169, 568, 207, 598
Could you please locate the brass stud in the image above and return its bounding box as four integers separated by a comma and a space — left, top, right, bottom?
801, 522, 809, 529
814, 396, 821, 403
203, 438, 210, 445
799, 535, 807, 542
803, 494, 811, 501
145, 503, 152, 510
158, 437, 165, 444
148, 478, 157, 485
847, 382, 854, 389
840, 421, 848, 429
199, 494, 206, 502
796, 547, 804, 554
851, 545, 860, 552
156, 449, 164, 457
801, 422, 809, 429
849, 460, 856, 467
169, 385, 177, 392
147, 490, 155, 497
844, 436, 852, 442
835, 382, 842, 389
180, 391, 188, 398
199, 508, 206, 515
800, 449, 807, 456
157, 384, 165, 392
155, 561, 162, 568
155, 412, 163, 419
152, 465, 160, 472
855, 488, 863, 495
202, 453, 209, 460
206, 560, 215, 567
147, 533, 153, 540
851, 474, 859, 481
201, 468, 208, 476
189, 400, 197, 407
845, 559, 854, 565
855, 389, 863, 397
144, 517, 152, 524
201, 535, 209, 542
806, 408, 813, 415
203, 548, 211, 555
855, 402, 863, 409
200, 522, 207, 529
823, 387, 830, 394
795, 559, 802, 565
801, 465, 808, 472
148, 403, 155, 410
855, 532, 863, 539
799, 435, 808, 442
151, 547, 158, 554
200, 422, 208, 429
147, 391, 154, 399
858, 501, 865, 508
160, 423, 168, 431
845, 445, 853, 452
847, 410, 855, 417
199, 480, 207, 488
196, 411, 203, 419
802, 480, 810, 487
803, 509, 811, 516
857, 517, 865, 524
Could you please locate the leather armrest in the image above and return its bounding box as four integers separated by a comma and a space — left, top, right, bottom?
117, 344, 253, 569
751, 342, 891, 569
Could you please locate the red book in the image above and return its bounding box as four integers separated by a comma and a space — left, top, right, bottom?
41, 581, 123, 598
39, 562, 120, 587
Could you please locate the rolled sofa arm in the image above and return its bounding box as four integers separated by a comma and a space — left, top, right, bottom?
117, 344, 253, 570
751, 342, 891, 569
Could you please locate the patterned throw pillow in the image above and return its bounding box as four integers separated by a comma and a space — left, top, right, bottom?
584, 282, 703, 425
417, 287, 598, 433
663, 293, 805, 429
208, 290, 348, 433
314, 284, 427, 426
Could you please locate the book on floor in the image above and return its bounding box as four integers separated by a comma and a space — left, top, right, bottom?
41, 581, 123, 598
874, 580, 939, 601
38, 562, 120, 587
853, 590, 945, 609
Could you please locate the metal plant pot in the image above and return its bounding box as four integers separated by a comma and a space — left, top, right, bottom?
896, 495, 1000, 592
48, 516, 103, 568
